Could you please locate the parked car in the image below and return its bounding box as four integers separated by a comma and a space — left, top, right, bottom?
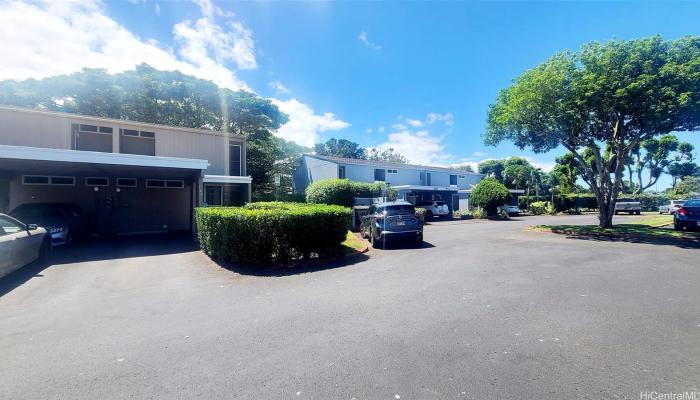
418, 201, 450, 219
10, 203, 88, 247
658, 200, 687, 214
673, 199, 700, 231
498, 204, 521, 216
360, 201, 423, 248
614, 198, 641, 215
0, 213, 51, 277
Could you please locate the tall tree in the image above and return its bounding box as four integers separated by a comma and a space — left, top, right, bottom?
477, 159, 505, 181
0, 64, 289, 196
627, 134, 695, 193
486, 36, 700, 227
365, 147, 408, 163
314, 138, 365, 159
273, 137, 311, 195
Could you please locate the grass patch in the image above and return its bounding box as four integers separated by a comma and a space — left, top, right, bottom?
341, 231, 368, 254
533, 214, 700, 246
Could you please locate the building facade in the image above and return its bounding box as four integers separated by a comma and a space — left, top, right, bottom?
0, 106, 251, 234
293, 154, 485, 211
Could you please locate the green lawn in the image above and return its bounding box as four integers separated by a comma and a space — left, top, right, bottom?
533, 213, 700, 243
341, 231, 368, 254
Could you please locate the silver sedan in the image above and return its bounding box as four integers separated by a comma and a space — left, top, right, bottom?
0, 213, 51, 278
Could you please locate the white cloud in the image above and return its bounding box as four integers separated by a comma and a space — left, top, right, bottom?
268, 81, 291, 95
271, 98, 350, 147
154, 2, 160, 15
365, 128, 373, 133
375, 129, 449, 165
473, 151, 487, 157
358, 30, 381, 52
378, 126, 385, 133
406, 118, 423, 127
426, 112, 455, 126
0, 0, 252, 90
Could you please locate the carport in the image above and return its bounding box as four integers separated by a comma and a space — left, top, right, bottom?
393, 185, 460, 213
0, 145, 209, 235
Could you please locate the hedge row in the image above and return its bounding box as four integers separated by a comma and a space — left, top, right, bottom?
305, 179, 395, 207
196, 202, 351, 265
518, 193, 674, 212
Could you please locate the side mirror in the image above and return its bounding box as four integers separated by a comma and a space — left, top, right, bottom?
27, 224, 38, 231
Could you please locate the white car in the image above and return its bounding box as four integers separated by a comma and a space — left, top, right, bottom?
421, 201, 451, 219
658, 200, 686, 214
0, 213, 51, 278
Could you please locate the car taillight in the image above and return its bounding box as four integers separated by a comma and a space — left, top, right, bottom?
677, 207, 688, 216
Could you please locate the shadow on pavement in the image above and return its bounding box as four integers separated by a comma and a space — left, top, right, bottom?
557, 231, 700, 249
214, 251, 371, 277
0, 233, 198, 298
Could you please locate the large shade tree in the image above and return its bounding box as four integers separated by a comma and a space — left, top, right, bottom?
486, 36, 700, 227
314, 138, 365, 159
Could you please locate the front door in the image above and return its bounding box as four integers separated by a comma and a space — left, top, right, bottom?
206, 185, 223, 206
426, 172, 432, 186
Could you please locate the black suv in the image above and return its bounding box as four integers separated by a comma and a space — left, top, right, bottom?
360, 201, 423, 248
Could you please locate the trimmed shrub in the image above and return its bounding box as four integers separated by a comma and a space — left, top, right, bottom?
196, 202, 351, 265
305, 179, 395, 207
530, 201, 555, 215
414, 207, 427, 223
471, 178, 511, 215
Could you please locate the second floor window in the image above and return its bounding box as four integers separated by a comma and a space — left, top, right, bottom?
450, 175, 458, 185
230, 143, 242, 176
374, 169, 386, 182
72, 124, 113, 153
338, 166, 346, 179
120, 129, 155, 156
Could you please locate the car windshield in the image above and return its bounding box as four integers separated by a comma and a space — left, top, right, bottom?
684, 200, 700, 207
12, 205, 69, 220
434, 201, 445, 205
617, 198, 635, 203
379, 205, 416, 215
672, 201, 686, 205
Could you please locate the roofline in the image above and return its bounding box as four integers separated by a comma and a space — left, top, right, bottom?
0, 105, 246, 140
0, 144, 210, 170
303, 154, 484, 176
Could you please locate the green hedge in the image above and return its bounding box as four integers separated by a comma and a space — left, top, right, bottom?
519, 193, 671, 212
196, 202, 351, 265
305, 179, 395, 207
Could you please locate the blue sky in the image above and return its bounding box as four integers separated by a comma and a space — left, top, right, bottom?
1, 1, 699, 189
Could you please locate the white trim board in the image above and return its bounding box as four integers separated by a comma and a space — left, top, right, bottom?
203, 175, 252, 184
0, 144, 209, 170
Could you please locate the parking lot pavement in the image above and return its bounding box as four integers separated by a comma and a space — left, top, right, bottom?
1, 215, 699, 399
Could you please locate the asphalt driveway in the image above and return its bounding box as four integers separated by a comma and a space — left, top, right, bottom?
1, 215, 699, 399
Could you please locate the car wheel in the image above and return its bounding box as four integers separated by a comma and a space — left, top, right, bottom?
426, 210, 433, 219
64, 231, 73, 247
39, 237, 52, 263
415, 234, 423, 247
674, 220, 682, 231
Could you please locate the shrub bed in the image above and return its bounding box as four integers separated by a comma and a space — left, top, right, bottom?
196, 202, 351, 265
305, 179, 395, 207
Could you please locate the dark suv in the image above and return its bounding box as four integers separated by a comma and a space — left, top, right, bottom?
360, 201, 423, 248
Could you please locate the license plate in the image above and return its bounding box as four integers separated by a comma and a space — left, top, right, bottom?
696, 221, 700, 226
397, 221, 406, 226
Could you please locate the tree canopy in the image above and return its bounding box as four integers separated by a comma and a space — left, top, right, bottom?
314, 138, 365, 159
485, 36, 700, 227
365, 147, 408, 163
0, 64, 291, 196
